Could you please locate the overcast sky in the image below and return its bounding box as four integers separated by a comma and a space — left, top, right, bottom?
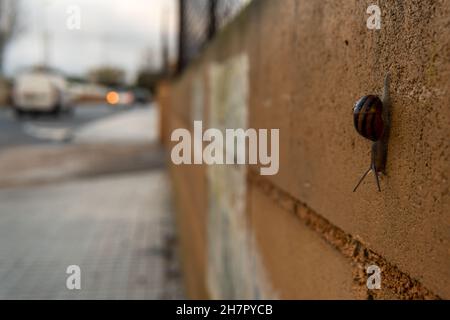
4, 0, 177, 82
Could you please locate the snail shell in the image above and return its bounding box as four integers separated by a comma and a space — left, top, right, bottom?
353, 95, 384, 142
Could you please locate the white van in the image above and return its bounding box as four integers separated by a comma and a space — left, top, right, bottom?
13, 70, 70, 115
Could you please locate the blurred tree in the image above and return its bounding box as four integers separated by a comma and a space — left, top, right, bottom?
135, 69, 163, 94
0, 0, 19, 74
88, 67, 125, 87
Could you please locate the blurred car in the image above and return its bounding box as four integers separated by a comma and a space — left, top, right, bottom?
132, 88, 152, 105
106, 89, 134, 107
67, 82, 108, 104
118, 90, 135, 105
12, 69, 71, 116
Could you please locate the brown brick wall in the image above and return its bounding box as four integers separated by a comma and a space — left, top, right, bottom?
160, 0, 450, 299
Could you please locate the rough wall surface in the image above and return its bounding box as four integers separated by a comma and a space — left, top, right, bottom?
162, 0, 450, 299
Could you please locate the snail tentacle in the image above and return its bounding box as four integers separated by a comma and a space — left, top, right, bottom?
372, 162, 381, 192
352, 166, 372, 192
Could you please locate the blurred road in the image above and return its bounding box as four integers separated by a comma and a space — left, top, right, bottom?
0, 104, 141, 147
0, 104, 184, 299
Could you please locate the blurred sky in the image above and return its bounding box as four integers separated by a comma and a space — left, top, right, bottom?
4, 0, 177, 83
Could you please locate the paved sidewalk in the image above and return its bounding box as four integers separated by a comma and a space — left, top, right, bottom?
74, 107, 158, 144
0, 170, 184, 299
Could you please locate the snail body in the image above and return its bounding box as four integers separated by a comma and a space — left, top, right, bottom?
352, 73, 390, 192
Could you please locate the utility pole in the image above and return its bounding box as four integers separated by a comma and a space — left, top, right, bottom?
177, 0, 185, 73
161, 5, 169, 76
42, 31, 50, 67
42, 2, 51, 68
208, 0, 217, 40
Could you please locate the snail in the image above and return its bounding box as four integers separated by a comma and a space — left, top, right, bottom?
352, 73, 391, 192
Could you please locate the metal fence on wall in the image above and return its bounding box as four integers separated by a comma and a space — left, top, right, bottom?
178, 0, 251, 72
